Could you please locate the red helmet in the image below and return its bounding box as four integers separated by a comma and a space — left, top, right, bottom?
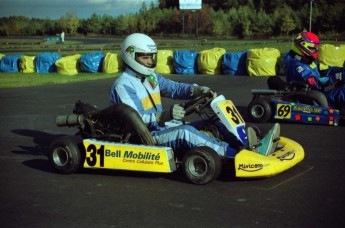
292, 32, 320, 59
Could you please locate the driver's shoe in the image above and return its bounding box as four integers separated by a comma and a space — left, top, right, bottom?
257, 123, 280, 156
246, 127, 259, 152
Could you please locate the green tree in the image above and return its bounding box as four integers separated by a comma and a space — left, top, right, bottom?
272, 4, 300, 37
85, 13, 102, 34
229, 5, 254, 38
251, 9, 273, 38
208, 8, 231, 37
280, 14, 296, 38
58, 12, 79, 34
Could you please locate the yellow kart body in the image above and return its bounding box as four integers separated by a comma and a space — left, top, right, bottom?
83, 139, 177, 173
50, 94, 305, 184
235, 137, 304, 178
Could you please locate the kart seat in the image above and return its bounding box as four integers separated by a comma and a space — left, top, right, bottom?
96, 103, 155, 146
267, 77, 328, 107
267, 76, 289, 91
73, 100, 100, 115
267, 77, 310, 91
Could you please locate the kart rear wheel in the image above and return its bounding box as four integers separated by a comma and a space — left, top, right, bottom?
49, 135, 84, 174
294, 90, 328, 107
247, 97, 273, 123
182, 146, 222, 185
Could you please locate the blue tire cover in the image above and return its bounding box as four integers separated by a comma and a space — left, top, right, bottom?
0, 55, 22, 72
35, 52, 62, 73
80, 52, 105, 73
222, 51, 248, 76
173, 50, 199, 75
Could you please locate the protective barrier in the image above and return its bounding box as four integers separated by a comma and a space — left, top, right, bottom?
222, 50, 248, 76
173, 50, 199, 75
103, 52, 125, 74
247, 48, 280, 76
35, 52, 61, 73
19, 56, 36, 73
55, 54, 81, 75
156, 50, 174, 74
79, 51, 104, 73
0, 55, 22, 72
5, 45, 341, 77
318, 44, 345, 67
197, 48, 226, 75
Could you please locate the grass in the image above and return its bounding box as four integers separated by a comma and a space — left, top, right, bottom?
0, 37, 343, 88
0, 72, 120, 88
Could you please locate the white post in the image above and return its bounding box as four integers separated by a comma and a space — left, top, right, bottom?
309, 0, 313, 32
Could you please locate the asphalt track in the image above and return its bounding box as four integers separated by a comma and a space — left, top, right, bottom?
1, 75, 344, 227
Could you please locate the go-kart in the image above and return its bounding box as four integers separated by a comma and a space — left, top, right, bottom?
247, 77, 344, 126
49, 93, 304, 185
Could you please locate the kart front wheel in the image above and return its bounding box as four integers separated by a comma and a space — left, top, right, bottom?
49, 135, 84, 174
247, 97, 273, 123
182, 146, 222, 185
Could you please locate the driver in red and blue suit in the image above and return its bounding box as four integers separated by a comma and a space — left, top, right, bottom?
109, 33, 280, 157
284, 31, 345, 111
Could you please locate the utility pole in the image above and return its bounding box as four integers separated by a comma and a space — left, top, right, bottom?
195, 10, 199, 38
309, 0, 313, 32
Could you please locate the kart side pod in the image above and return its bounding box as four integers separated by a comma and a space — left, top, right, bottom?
234, 137, 304, 178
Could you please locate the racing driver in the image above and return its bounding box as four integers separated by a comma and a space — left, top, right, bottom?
109, 33, 280, 157
284, 31, 345, 112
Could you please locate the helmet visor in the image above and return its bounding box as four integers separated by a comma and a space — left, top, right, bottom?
135, 52, 157, 69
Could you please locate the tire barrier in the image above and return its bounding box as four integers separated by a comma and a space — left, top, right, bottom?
1, 44, 343, 76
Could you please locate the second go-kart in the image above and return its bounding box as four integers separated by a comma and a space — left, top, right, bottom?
49, 93, 304, 185
247, 77, 344, 126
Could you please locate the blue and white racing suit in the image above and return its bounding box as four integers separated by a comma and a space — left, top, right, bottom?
109, 68, 243, 157
284, 52, 345, 108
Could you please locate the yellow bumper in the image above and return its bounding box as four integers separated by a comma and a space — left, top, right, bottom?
235, 137, 304, 178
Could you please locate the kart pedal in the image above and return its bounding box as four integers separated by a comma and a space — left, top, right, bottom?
250, 142, 262, 150
273, 137, 280, 143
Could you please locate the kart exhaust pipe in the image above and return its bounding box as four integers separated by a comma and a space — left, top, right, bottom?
56, 115, 85, 127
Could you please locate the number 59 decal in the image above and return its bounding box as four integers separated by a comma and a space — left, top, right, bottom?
276, 104, 292, 119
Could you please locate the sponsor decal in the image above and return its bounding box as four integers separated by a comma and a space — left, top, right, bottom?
238, 163, 268, 172
125, 45, 135, 56
146, 74, 158, 89
296, 66, 304, 73
146, 44, 157, 52
85, 144, 164, 167
293, 105, 322, 113
277, 150, 295, 161
294, 114, 301, 121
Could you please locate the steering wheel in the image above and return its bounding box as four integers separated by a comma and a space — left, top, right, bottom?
181, 92, 214, 116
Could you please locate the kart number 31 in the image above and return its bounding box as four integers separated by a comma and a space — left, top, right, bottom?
220, 100, 244, 126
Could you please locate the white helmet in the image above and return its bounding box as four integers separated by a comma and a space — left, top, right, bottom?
121, 33, 157, 76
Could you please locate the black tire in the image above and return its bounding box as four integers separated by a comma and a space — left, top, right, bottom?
182, 146, 222, 185
247, 97, 273, 123
49, 135, 84, 174
294, 90, 328, 107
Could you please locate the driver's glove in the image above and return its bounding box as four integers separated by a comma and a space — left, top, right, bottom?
306, 77, 317, 87
192, 86, 217, 98
156, 104, 185, 125
171, 104, 185, 120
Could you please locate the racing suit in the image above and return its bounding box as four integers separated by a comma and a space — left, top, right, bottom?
109, 68, 244, 157
284, 51, 345, 108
